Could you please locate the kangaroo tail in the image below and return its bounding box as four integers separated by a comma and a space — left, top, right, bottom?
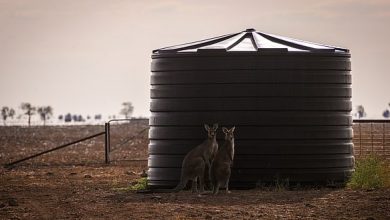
172, 180, 187, 192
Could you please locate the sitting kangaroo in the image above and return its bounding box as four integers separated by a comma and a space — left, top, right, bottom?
155, 123, 219, 193
210, 126, 235, 195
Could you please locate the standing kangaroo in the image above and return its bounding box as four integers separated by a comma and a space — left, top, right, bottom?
210, 126, 235, 195
154, 123, 219, 193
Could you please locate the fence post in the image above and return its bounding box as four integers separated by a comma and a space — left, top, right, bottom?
383, 123, 386, 156
371, 122, 374, 154
107, 122, 111, 153
105, 122, 110, 164
359, 123, 362, 157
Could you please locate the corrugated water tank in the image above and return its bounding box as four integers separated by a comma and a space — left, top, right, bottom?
148, 28, 354, 188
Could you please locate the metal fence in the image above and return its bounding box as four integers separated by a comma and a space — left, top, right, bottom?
3, 119, 149, 168
353, 119, 390, 160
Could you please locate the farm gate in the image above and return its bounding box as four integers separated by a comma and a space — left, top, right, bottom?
4, 119, 148, 168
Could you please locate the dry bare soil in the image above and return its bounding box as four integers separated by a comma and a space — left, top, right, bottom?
1, 123, 390, 219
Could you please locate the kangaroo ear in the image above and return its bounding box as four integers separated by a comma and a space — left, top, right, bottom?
222, 127, 228, 134
213, 123, 218, 130
204, 124, 210, 131
230, 126, 235, 133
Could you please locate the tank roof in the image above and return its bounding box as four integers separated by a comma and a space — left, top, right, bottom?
153, 28, 349, 54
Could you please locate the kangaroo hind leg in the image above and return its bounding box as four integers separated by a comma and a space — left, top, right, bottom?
191, 177, 198, 193
225, 179, 231, 194
213, 182, 220, 195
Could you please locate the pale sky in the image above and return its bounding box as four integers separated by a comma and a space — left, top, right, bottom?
0, 0, 389, 119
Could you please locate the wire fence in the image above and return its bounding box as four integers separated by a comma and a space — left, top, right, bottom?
2, 119, 390, 167
0, 120, 149, 167
352, 120, 390, 160
106, 119, 149, 162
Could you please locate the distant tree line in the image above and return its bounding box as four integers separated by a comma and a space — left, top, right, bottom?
58, 114, 102, 123
1, 102, 53, 126
1, 101, 136, 126
353, 103, 390, 119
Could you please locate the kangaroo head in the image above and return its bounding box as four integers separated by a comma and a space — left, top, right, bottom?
204, 123, 218, 139
222, 126, 235, 142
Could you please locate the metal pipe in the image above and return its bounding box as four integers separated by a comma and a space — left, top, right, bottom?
353, 119, 390, 123
106, 118, 132, 154
107, 123, 111, 153
107, 118, 133, 123
105, 123, 110, 164
5, 131, 105, 168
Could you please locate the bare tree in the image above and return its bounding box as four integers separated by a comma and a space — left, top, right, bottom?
384, 103, 390, 118
37, 106, 53, 126
1, 106, 15, 125
94, 114, 102, 120
383, 109, 390, 118
356, 105, 366, 119
65, 113, 72, 122
120, 102, 134, 119
20, 103, 36, 126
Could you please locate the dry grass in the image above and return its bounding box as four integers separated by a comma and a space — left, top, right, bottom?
348, 155, 390, 189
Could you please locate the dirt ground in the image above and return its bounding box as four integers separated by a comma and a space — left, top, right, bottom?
1, 124, 390, 219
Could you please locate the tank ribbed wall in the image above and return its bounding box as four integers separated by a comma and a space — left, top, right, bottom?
148, 30, 354, 188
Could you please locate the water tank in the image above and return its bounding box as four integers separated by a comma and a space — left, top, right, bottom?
148, 28, 354, 188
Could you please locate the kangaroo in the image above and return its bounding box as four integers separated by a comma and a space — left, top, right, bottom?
210, 126, 235, 195
154, 123, 219, 193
